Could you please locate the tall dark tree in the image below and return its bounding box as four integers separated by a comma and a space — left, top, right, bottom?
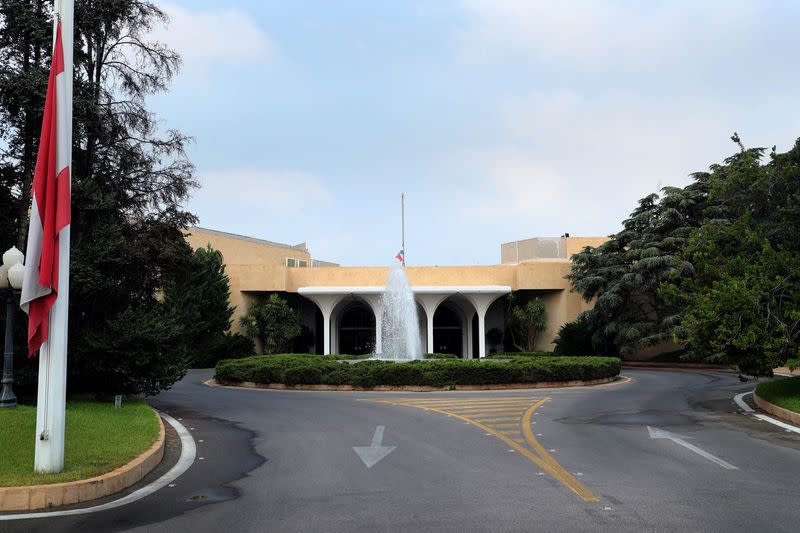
664, 135, 800, 375
568, 178, 708, 355
0, 0, 50, 249
164, 244, 234, 348
1, 1, 199, 395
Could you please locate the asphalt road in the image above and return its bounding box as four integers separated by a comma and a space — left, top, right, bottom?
3, 369, 800, 533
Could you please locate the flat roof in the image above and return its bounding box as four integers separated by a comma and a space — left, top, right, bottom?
298, 286, 512, 294
190, 226, 307, 251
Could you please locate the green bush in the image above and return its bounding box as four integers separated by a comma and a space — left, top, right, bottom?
215, 354, 621, 388
786, 358, 800, 372
423, 353, 459, 359
484, 351, 554, 359
192, 333, 255, 368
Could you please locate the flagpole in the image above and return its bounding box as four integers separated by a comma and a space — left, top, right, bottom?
401, 193, 405, 266
34, 0, 72, 474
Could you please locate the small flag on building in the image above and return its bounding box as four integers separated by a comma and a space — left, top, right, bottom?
20, 20, 71, 356
395, 249, 404, 263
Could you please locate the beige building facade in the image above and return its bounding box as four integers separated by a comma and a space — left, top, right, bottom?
186, 227, 607, 358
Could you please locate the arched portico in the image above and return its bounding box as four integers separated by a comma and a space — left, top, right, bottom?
298, 285, 510, 357
335, 300, 375, 355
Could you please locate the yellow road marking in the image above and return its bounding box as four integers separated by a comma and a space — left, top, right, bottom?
368, 396, 598, 503
380, 397, 544, 404
484, 422, 519, 428
473, 417, 519, 422
520, 404, 598, 502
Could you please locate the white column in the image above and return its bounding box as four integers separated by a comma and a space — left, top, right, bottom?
416, 293, 449, 354
477, 310, 486, 358
466, 292, 509, 359
322, 308, 331, 355
464, 310, 474, 359
302, 294, 342, 356
426, 312, 434, 354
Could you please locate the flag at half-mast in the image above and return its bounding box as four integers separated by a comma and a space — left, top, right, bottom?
20, 20, 71, 356
395, 249, 404, 263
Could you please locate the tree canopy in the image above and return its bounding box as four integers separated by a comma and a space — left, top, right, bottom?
570, 133, 800, 375
240, 294, 303, 355
0, 1, 201, 394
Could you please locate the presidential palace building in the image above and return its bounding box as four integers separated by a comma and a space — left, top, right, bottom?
185, 227, 608, 358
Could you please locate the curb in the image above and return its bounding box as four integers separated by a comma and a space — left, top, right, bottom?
621, 362, 735, 372
213, 375, 620, 392
0, 407, 165, 512
753, 393, 800, 426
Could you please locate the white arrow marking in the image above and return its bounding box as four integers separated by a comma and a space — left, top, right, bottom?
353, 425, 396, 468
647, 426, 738, 470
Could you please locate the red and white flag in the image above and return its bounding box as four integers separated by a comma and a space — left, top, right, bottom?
20, 20, 71, 356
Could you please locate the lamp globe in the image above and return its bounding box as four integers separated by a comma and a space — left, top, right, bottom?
2, 246, 24, 268
7, 263, 24, 290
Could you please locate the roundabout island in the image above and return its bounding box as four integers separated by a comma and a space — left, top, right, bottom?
214, 353, 622, 391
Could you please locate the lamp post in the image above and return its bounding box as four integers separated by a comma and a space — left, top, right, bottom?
1, 246, 24, 408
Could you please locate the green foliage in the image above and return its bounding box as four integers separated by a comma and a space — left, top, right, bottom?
164, 245, 239, 368
755, 377, 800, 414
215, 354, 622, 388
486, 327, 504, 349
423, 352, 460, 359
568, 178, 708, 355
664, 135, 800, 376
505, 294, 547, 351
553, 317, 617, 356
787, 359, 800, 372
1, 2, 199, 395
191, 332, 255, 369
484, 351, 553, 359
240, 294, 302, 354
166, 245, 234, 340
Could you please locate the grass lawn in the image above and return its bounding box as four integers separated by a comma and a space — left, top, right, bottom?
0, 397, 160, 487
755, 376, 800, 414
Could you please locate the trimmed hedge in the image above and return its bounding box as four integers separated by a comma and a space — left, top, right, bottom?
485, 351, 554, 359
215, 354, 621, 388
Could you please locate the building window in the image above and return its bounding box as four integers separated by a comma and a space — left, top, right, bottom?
286, 258, 309, 267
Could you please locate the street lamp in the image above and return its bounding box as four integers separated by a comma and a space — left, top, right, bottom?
1, 246, 24, 408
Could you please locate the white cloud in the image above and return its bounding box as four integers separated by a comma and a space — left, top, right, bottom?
457, 0, 758, 69
151, 3, 272, 76
457, 148, 567, 220
192, 168, 332, 214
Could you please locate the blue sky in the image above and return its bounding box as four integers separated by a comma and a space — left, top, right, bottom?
149, 1, 800, 266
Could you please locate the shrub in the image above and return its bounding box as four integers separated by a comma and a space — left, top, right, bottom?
215, 354, 621, 388
192, 333, 255, 368
786, 358, 800, 372
424, 353, 459, 359
485, 351, 553, 359
553, 316, 618, 356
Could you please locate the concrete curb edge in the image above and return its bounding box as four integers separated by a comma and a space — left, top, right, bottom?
0, 406, 166, 512
212, 375, 621, 392
753, 392, 800, 426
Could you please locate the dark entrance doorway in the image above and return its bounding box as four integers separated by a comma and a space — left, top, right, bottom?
433, 305, 462, 357
338, 303, 375, 355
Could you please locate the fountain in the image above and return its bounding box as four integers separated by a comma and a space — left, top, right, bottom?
376, 263, 422, 360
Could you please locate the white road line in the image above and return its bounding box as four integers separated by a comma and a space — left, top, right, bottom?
647, 426, 738, 470
734, 391, 754, 412
733, 391, 800, 434
0, 412, 197, 521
